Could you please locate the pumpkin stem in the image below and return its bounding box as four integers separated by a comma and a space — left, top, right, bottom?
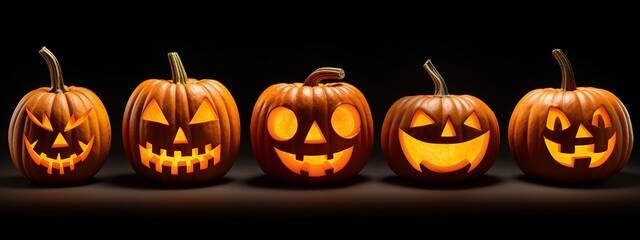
39, 47, 68, 93
168, 52, 189, 84
303, 67, 345, 86
423, 59, 449, 97
552, 49, 577, 91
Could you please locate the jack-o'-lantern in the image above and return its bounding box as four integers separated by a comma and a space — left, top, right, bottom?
508, 49, 633, 183
8, 47, 111, 185
250, 67, 374, 184
122, 52, 240, 185
381, 60, 500, 183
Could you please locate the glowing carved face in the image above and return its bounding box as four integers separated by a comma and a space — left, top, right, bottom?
267, 104, 361, 177
23, 108, 94, 175
399, 110, 490, 173
139, 98, 221, 175
543, 105, 616, 168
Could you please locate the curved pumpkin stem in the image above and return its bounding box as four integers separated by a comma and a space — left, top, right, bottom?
423, 59, 449, 97
303, 67, 345, 86
552, 49, 577, 91
39, 47, 68, 93
168, 52, 189, 84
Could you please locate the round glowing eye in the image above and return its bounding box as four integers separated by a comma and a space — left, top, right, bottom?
331, 104, 361, 138
267, 107, 297, 141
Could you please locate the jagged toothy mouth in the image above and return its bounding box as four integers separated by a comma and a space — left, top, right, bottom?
24, 135, 94, 175
138, 142, 221, 175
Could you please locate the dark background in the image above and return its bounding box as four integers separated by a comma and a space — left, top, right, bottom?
1, 6, 639, 221
3, 10, 637, 161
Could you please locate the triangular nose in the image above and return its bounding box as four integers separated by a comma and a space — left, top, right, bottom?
305, 121, 326, 144
576, 124, 593, 138
173, 127, 188, 144
441, 118, 457, 137
52, 133, 69, 148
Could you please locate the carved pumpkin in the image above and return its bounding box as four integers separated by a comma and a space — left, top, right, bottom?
8, 47, 111, 185
508, 49, 633, 183
381, 60, 500, 183
250, 67, 374, 184
122, 52, 240, 184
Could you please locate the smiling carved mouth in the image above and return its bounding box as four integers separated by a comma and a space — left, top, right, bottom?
24, 135, 94, 175
138, 142, 221, 175
273, 147, 354, 177
399, 129, 490, 173
543, 132, 616, 168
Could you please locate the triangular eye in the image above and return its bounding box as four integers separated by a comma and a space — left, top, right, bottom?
64, 108, 93, 132
410, 109, 434, 128
592, 105, 612, 128
142, 98, 169, 125
26, 109, 54, 132
464, 112, 482, 131
190, 99, 218, 124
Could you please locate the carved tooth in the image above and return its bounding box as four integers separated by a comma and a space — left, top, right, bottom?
139, 145, 150, 167
192, 148, 199, 156
155, 159, 164, 173
160, 149, 167, 157
171, 164, 178, 175
58, 162, 65, 175
212, 145, 221, 165
300, 161, 311, 174
186, 159, 194, 173
200, 155, 208, 169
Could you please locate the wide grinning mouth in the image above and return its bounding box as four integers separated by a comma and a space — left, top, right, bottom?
543, 132, 616, 168
399, 129, 490, 173
24, 135, 94, 175
273, 146, 354, 177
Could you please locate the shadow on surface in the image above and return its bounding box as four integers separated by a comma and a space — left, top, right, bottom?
105, 173, 232, 190
515, 172, 640, 189
0, 176, 101, 189
244, 174, 370, 190
381, 174, 503, 190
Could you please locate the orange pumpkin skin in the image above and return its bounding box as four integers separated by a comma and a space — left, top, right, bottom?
8, 47, 111, 185
381, 60, 500, 183
508, 49, 633, 183
122, 53, 240, 184
250, 68, 374, 184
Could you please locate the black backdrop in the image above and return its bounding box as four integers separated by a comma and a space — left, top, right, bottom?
2, 6, 638, 169
1, 5, 640, 224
